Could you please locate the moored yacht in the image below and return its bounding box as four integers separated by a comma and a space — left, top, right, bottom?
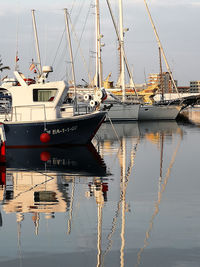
138, 103, 182, 120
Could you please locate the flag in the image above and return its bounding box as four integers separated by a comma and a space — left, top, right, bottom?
29, 63, 35, 71
15, 56, 19, 62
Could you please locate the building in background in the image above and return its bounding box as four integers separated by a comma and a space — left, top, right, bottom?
189, 81, 200, 93
148, 72, 177, 93
177, 86, 190, 93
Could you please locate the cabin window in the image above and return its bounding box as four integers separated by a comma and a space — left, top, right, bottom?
33, 88, 58, 102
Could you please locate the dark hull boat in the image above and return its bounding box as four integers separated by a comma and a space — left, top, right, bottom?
0, 70, 106, 147
3, 111, 106, 147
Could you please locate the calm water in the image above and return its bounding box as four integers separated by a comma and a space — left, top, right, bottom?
0, 115, 200, 266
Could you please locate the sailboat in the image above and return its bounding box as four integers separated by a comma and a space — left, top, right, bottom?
0, 10, 106, 147
95, 0, 140, 121
138, 47, 182, 120
138, 0, 184, 120
105, 0, 184, 121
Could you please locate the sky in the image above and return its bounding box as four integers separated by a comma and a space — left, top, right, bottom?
0, 0, 199, 86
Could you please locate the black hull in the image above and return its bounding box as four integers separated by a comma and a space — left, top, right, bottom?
3, 111, 106, 147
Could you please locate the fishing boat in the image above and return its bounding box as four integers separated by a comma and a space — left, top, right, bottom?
0, 68, 106, 147
0, 9, 106, 147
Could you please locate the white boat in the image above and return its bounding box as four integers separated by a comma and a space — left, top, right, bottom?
94, 0, 140, 121
138, 104, 182, 120
138, 0, 182, 121
105, 0, 184, 121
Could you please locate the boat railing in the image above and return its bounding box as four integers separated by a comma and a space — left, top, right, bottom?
75, 103, 95, 115
11, 104, 47, 123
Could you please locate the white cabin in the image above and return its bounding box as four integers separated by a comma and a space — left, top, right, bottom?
1, 70, 74, 122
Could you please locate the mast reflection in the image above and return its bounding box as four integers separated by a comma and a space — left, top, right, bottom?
135, 127, 182, 267
96, 120, 183, 266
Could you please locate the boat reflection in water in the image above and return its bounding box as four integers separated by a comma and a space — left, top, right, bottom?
95, 120, 181, 152
5, 145, 107, 177
0, 144, 108, 234
0, 120, 191, 267
94, 120, 183, 266
180, 106, 200, 125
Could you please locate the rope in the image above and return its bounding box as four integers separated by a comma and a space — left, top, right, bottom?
69, 0, 93, 83
107, 116, 120, 143
51, 28, 65, 67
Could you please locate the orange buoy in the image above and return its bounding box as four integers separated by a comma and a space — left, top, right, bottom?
40, 132, 50, 143
40, 151, 51, 162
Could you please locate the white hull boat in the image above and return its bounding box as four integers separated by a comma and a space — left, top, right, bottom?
138, 105, 182, 120
105, 102, 140, 121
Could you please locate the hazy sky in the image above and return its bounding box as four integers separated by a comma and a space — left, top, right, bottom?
0, 0, 199, 86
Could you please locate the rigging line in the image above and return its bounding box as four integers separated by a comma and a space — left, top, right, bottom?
68, 0, 93, 83
143, 0, 180, 98
8, 171, 57, 202
72, 0, 87, 29
102, 199, 121, 262
107, 116, 120, 143
70, 1, 91, 60
57, 46, 69, 79
135, 135, 182, 267
51, 28, 65, 67
70, 0, 77, 14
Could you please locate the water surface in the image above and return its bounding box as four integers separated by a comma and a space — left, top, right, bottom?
0, 118, 200, 267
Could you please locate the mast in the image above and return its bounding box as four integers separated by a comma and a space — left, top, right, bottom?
95, 0, 103, 89
64, 8, 77, 107
31, 10, 42, 76
15, 14, 19, 71
119, 0, 126, 102
143, 0, 180, 97
106, 0, 138, 97
159, 47, 164, 101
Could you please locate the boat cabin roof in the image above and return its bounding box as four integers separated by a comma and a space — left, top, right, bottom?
2, 71, 69, 108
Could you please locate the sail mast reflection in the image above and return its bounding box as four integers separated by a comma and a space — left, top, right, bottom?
100, 131, 139, 266
67, 177, 75, 235
136, 132, 182, 267
120, 138, 126, 267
